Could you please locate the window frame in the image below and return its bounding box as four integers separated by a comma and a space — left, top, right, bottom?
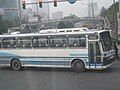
32, 36, 49, 48
49, 35, 67, 48
68, 35, 86, 48
2, 37, 17, 49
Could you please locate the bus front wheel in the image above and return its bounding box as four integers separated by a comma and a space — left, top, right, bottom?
71, 60, 86, 72
11, 59, 22, 71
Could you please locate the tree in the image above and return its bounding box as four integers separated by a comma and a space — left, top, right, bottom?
0, 15, 21, 34
64, 14, 78, 20
63, 14, 80, 24
100, 2, 119, 32
100, 2, 119, 22
100, 7, 108, 18
107, 2, 119, 25
57, 21, 66, 29
57, 21, 74, 29
0, 15, 6, 34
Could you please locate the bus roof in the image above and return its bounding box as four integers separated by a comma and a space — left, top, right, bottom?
0, 28, 109, 38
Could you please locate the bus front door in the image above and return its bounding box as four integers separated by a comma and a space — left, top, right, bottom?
88, 41, 102, 68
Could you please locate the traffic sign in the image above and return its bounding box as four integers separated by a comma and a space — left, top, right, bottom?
68, 0, 76, 4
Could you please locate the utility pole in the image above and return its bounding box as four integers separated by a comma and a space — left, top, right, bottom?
18, 0, 22, 26
87, 0, 91, 25
91, 0, 95, 27
47, 3, 50, 20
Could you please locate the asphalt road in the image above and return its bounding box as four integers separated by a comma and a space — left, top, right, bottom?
0, 60, 120, 90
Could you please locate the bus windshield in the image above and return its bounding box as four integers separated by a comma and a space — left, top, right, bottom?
100, 31, 113, 52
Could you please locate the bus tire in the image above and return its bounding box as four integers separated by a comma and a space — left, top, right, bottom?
11, 59, 22, 71
71, 60, 86, 72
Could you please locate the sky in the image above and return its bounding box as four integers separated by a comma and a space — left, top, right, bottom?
49, 0, 118, 17
27, 0, 118, 18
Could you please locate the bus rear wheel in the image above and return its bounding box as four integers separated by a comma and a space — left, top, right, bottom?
71, 60, 86, 72
11, 59, 22, 71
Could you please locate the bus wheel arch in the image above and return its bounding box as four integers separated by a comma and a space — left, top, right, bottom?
10, 58, 22, 71
71, 59, 86, 72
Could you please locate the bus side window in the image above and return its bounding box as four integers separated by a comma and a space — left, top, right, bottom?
25, 37, 32, 48
68, 35, 86, 47
17, 37, 32, 48
2, 38, 16, 48
39, 37, 49, 47
32, 37, 39, 48
9, 38, 16, 48
33, 37, 49, 48
3, 38, 7, 48
17, 38, 24, 48
79, 36, 86, 47
0, 38, 2, 48
50, 36, 67, 48
68, 36, 79, 47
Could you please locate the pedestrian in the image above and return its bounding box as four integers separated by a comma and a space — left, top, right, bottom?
113, 42, 119, 60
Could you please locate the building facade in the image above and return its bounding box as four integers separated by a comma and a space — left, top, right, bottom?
38, 0, 50, 21
29, 0, 50, 21
0, 0, 19, 20
88, 2, 99, 18
52, 11, 63, 20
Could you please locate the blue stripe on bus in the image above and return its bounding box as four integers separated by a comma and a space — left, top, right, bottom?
0, 51, 18, 57
0, 51, 89, 59
0, 51, 93, 66
0, 61, 9, 64
22, 61, 69, 65
86, 62, 102, 66
0, 51, 88, 57
20, 58, 71, 65
0, 56, 103, 67
69, 54, 88, 57
0, 58, 10, 65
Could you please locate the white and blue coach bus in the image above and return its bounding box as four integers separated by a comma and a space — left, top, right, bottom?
0, 28, 116, 72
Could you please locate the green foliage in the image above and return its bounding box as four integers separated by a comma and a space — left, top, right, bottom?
57, 21, 74, 29
64, 14, 78, 20
100, 7, 108, 18
57, 14, 79, 29
0, 15, 6, 34
107, 2, 119, 24
100, 2, 119, 29
63, 14, 80, 24
112, 37, 120, 45
0, 15, 20, 34
100, 2, 119, 18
